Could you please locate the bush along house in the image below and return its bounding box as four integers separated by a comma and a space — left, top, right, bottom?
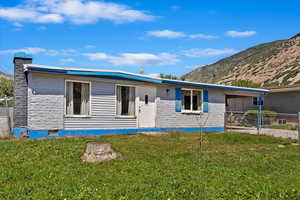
13, 53, 269, 139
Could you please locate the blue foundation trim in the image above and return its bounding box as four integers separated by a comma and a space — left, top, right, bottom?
13, 127, 225, 139
13, 128, 29, 138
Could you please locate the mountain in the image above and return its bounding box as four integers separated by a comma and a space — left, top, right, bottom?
0, 71, 12, 79
183, 34, 300, 86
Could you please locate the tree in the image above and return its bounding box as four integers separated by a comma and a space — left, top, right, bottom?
159, 73, 180, 80
231, 80, 261, 88
0, 77, 13, 106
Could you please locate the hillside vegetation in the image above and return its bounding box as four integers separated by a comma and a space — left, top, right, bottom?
183, 34, 300, 86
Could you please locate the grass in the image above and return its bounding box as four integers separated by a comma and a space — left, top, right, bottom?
1, 132, 300, 200
263, 124, 298, 131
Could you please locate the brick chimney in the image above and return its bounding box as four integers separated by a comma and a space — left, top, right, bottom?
13, 52, 32, 128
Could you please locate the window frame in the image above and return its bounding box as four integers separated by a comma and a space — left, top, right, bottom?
64, 79, 92, 118
115, 84, 137, 118
181, 88, 203, 113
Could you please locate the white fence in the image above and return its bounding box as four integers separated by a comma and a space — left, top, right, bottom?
0, 107, 13, 137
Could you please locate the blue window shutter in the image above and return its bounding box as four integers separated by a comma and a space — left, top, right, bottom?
258, 95, 264, 107
175, 88, 181, 112
203, 90, 209, 113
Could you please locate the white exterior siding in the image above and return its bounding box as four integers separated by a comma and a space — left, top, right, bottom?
28, 72, 139, 130
64, 80, 137, 129
156, 86, 225, 128
27, 72, 65, 130
27, 71, 226, 130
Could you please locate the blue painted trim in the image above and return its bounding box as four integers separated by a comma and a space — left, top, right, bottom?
14, 52, 32, 59
26, 66, 162, 84
203, 90, 209, 113
15, 127, 225, 139
175, 88, 182, 112
26, 65, 268, 94
162, 79, 269, 94
13, 128, 28, 138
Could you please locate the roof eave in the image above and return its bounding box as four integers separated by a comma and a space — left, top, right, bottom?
25, 65, 163, 84
161, 79, 269, 94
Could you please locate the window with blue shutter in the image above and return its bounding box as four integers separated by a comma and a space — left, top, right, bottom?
203, 90, 209, 113
175, 88, 182, 112
179, 89, 204, 113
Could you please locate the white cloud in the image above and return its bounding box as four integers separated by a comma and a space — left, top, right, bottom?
188, 34, 218, 39
147, 73, 160, 78
84, 52, 179, 66
13, 22, 23, 28
60, 58, 75, 63
147, 30, 185, 39
44, 49, 59, 56
0, 47, 46, 55
61, 49, 77, 55
185, 65, 200, 69
226, 30, 256, 37
147, 29, 217, 39
85, 45, 96, 49
0, 8, 64, 23
182, 48, 237, 57
0, 47, 77, 56
0, 0, 155, 25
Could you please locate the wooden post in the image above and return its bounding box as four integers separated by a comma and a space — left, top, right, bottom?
298, 112, 300, 140
224, 112, 227, 132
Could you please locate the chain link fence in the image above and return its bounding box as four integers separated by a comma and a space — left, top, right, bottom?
225, 111, 300, 139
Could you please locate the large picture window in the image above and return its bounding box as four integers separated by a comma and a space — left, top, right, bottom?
116, 85, 136, 116
181, 89, 202, 112
65, 81, 90, 116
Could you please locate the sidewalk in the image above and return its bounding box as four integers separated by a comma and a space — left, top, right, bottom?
227, 126, 299, 140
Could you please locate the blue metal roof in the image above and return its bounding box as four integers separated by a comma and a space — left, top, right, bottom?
25, 64, 269, 94
162, 79, 269, 93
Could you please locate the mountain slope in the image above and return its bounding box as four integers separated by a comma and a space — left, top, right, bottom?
0, 71, 12, 79
183, 34, 300, 86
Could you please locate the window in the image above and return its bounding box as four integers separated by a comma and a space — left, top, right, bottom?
253, 97, 264, 106
181, 89, 202, 112
278, 119, 287, 125
65, 81, 90, 116
253, 97, 258, 105
116, 86, 136, 116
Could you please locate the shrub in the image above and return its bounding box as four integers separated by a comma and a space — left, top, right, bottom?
245, 110, 278, 124
231, 80, 261, 88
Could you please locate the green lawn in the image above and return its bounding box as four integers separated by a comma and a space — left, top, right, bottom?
263, 124, 298, 131
1, 132, 300, 200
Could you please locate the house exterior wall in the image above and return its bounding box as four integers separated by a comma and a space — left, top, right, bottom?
27, 72, 65, 130
156, 86, 226, 128
27, 72, 227, 130
264, 91, 300, 114
226, 91, 300, 114
28, 72, 142, 130
63, 78, 138, 129
226, 97, 256, 112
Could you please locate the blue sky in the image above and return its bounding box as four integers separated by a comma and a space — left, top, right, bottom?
0, 0, 300, 77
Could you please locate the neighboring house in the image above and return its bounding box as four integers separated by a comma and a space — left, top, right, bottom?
227, 85, 300, 114
13, 53, 268, 139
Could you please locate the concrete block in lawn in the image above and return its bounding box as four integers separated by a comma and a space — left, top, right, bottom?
81, 142, 120, 163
